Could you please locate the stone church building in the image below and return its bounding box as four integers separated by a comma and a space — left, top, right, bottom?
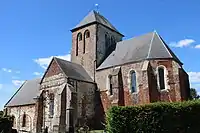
4, 10, 190, 133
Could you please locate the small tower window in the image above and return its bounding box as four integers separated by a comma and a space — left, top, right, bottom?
130, 71, 137, 93
109, 75, 113, 95
105, 33, 110, 49
49, 93, 54, 117
22, 113, 26, 127
77, 32, 82, 41
158, 67, 165, 90
83, 30, 90, 54
111, 36, 115, 46
76, 32, 82, 56
85, 30, 90, 38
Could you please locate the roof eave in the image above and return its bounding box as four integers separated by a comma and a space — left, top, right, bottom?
97, 58, 182, 71
71, 22, 124, 37
70, 21, 97, 32
5, 103, 36, 108
68, 77, 95, 84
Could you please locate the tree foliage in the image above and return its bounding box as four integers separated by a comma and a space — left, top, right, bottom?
190, 88, 200, 100
0, 111, 13, 133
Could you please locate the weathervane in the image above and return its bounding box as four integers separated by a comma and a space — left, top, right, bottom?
95, 4, 99, 13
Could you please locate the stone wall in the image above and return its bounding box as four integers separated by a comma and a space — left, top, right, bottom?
40, 57, 98, 131
96, 61, 150, 111
67, 78, 97, 129
71, 24, 97, 80
149, 59, 183, 102
96, 24, 123, 67
179, 68, 190, 100
96, 59, 188, 111
71, 23, 123, 80
7, 104, 36, 133
41, 73, 67, 132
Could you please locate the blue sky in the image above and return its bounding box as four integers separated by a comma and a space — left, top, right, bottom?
0, 0, 200, 109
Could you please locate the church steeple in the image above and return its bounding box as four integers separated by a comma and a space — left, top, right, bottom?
71, 10, 124, 80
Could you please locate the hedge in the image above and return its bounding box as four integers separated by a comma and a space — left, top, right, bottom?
106, 100, 200, 133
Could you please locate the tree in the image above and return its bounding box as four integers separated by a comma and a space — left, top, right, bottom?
190, 88, 200, 100
0, 111, 3, 117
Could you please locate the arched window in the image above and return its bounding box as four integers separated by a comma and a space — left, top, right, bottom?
49, 93, 54, 117
76, 32, 82, 56
84, 30, 90, 38
130, 71, 137, 93
109, 75, 113, 95
158, 67, 165, 90
77, 32, 82, 41
12, 115, 16, 127
22, 113, 26, 127
83, 30, 90, 54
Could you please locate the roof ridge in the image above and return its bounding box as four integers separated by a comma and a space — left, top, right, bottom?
147, 31, 155, 58
54, 57, 84, 67
53, 57, 69, 78
154, 31, 173, 58
118, 32, 155, 43
157, 34, 183, 65
92, 10, 98, 21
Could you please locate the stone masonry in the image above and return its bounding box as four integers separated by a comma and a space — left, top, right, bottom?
7, 105, 36, 133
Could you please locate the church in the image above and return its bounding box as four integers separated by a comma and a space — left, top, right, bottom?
4, 10, 190, 133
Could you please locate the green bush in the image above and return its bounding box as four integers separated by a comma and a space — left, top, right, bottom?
0, 112, 13, 133
106, 100, 200, 133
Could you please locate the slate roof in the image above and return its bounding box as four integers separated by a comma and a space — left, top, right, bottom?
97, 31, 182, 70
71, 10, 123, 36
54, 57, 93, 83
5, 78, 41, 107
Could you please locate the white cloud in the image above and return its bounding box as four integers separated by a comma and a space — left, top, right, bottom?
0, 84, 2, 90
194, 44, 200, 49
170, 39, 195, 48
12, 80, 24, 87
34, 54, 71, 69
33, 72, 43, 76
188, 72, 200, 83
2, 68, 12, 73
1, 68, 20, 74
15, 71, 20, 74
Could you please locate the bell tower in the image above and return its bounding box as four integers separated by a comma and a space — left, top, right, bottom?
71, 10, 124, 80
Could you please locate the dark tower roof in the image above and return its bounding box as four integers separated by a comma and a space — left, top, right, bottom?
97, 31, 182, 70
71, 10, 123, 36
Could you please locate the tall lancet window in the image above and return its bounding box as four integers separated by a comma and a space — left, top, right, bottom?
83, 30, 90, 54
76, 32, 82, 56
109, 75, 113, 95
49, 93, 54, 117
130, 71, 137, 93
105, 33, 110, 49
158, 67, 165, 90
22, 113, 26, 127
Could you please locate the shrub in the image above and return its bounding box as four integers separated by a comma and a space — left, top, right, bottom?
0, 113, 13, 133
106, 100, 200, 133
